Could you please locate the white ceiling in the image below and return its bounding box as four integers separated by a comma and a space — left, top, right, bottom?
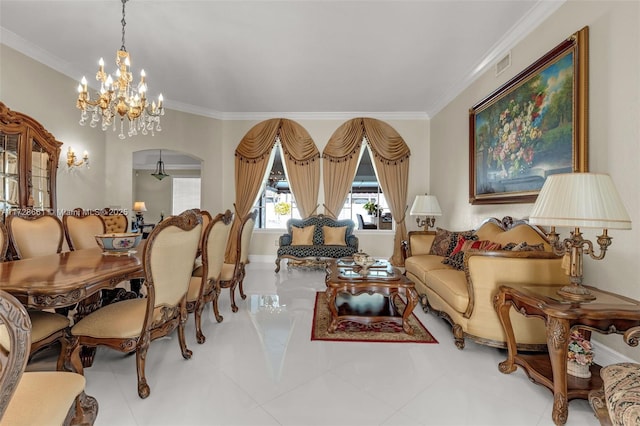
0, 0, 564, 120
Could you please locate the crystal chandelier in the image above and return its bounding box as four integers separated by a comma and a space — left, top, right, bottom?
76, 0, 164, 139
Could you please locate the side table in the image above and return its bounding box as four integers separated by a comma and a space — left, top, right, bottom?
494, 284, 640, 425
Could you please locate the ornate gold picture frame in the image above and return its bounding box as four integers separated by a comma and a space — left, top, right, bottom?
469, 26, 589, 205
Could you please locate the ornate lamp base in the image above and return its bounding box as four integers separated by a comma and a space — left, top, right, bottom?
557, 284, 596, 302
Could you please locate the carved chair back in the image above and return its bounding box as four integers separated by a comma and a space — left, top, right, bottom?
6, 213, 63, 260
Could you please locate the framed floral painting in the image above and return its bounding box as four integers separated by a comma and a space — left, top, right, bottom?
469, 27, 589, 204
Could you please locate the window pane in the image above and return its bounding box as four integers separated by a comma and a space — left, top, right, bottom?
172, 177, 201, 215
256, 144, 301, 228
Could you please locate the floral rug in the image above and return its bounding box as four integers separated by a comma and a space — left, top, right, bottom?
311, 292, 438, 344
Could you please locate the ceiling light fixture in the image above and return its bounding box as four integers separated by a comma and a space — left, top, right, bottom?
76, 0, 164, 139
151, 150, 169, 180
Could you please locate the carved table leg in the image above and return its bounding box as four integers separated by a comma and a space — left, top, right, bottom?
325, 288, 339, 333
400, 288, 418, 335
494, 289, 518, 374
547, 317, 570, 425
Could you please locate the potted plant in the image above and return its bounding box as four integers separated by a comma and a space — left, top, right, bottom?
363, 201, 379, 216
567, 330, 594, 378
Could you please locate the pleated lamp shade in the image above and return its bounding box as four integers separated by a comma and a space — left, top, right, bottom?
410, 195, 442, 217
529, 173, 631, 230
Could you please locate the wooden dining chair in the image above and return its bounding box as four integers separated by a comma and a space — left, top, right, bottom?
0, 289, 98, 426
67, 210, 202, 399
63, 208, 106, 250
212, 210, 257, 322
191, 209, 213, 272
6, 212, 64, 260
186, 210, 233, 343
2, 215, 71, 368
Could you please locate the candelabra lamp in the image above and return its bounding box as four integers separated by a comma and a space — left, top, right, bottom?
133, 201, 147, 230
529, 173, 632, 302
410, 194, 442, 231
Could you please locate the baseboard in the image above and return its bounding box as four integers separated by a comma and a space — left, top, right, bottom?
593, 340, 636, 366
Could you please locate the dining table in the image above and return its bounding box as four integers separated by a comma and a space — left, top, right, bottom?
0, 246, 145, 366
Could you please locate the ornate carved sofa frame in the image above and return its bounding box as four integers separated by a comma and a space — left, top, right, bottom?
275, 215, 358, 272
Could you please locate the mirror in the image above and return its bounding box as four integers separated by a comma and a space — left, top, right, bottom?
132, 149, 202, 226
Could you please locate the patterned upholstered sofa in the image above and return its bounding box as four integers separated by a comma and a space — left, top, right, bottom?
589, 362, 640, 426
275, 215, 358, 272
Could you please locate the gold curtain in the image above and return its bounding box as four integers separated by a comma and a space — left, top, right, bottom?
321, 119, 364, 218
226, 119, 281, 262
279, 119, 320, 218
363, 118, 411, 266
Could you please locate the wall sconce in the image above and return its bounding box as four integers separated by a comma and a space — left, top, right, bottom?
529, 173, 632, 302
133, 201, 147, 229
410, 194, 442, 231
66, 146, 89, 170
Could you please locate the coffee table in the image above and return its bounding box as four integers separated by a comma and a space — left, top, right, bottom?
324, 258, 418, 334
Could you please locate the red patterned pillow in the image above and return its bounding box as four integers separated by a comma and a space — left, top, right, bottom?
451, 236, 501, 255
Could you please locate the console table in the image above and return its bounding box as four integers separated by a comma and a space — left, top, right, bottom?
494, 284, 640, 425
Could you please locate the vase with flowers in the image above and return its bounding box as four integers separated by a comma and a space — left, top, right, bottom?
567, 330, 594, 378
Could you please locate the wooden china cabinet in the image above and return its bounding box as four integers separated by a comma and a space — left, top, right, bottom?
0, 102, 62, 216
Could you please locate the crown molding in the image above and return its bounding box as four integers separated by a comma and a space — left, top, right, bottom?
426, 0, 566, 118
3, 0, 564, 122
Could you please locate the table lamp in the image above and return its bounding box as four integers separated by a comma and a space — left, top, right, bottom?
529, 173, 631, 302
133, 201, 147, 229
410, 194, 442, 231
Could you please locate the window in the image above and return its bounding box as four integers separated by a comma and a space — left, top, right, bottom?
172, 177, 201, 214
339, 144, 389, 230
255, 143, 301, 229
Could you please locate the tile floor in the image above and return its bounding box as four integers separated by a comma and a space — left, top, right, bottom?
35, 261, 599, 425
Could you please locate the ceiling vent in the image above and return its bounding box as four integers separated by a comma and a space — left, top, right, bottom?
495, 52, 511, 76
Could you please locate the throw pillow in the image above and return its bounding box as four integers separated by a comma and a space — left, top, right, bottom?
291, 225, 314, 246
503, 242, 545, 251
429, 228, 452, 256
323, 225, 347, 246
444, 231, 477, 257
443, 239, 502, 271
442, 251, 466, 271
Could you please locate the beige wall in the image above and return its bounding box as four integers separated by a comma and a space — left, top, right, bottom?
0, 44, 106, 212
430, 0, 640, 360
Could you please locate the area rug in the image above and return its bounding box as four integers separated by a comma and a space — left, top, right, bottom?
311, 292, 438, 344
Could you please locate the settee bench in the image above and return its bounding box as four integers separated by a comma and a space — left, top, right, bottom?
275, 215, 358, 272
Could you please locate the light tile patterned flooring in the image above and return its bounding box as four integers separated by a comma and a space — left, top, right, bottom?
33, 261, 598, 425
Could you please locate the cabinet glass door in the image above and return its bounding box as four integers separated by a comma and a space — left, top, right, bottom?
31, 139, 51, 209
1, 132, 20, 213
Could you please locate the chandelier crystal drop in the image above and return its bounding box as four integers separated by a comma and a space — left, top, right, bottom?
76, 0, 164, 139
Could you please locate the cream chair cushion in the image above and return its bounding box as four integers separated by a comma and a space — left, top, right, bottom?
220, 263, 235, 282
0, 311, 69, 350
0, 371, 85, 426
10, 215, 62, 259
65, 215, 104, 250
101, 214, 128, 233
72, 298, 147, 339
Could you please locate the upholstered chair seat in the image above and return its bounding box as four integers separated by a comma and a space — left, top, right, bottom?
0, 290, 98, 426
1, 371, 87, 425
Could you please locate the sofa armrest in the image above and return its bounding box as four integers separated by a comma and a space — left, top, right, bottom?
346, 234, 358, 250
279, 234, 292, 246
462, 251, 569, 318
403, 231, 436, 259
